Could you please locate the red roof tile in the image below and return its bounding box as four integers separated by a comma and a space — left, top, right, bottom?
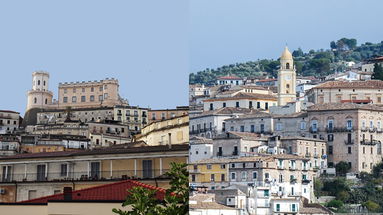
20, 180, 167, 203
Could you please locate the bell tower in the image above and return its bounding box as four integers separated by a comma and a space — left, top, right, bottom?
26, 71, 53, 111
277, 46, 296, 106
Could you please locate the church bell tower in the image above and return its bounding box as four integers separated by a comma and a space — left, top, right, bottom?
277, 46, 296, 106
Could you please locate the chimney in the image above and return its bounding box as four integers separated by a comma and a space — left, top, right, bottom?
63, 187, 72, 201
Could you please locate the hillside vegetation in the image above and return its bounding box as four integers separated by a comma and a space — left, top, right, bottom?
190, 38, 383, 85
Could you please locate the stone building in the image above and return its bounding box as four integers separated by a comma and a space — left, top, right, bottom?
148, 106, 189, 123
0, 110, 20, 134
306, 80, 383, 104
306, 103, 383, 173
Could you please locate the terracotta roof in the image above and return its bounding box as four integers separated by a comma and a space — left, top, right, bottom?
204, 92, 277, 102
307, 103, 383, 112
217, 76, 242, 80
312, 80, 383, 89
190, 201, 238, 210
20, 180, 167, 203
227, 131, 266, 141
256, 78, 277, 82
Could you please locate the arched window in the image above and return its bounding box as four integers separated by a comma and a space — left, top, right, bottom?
286, 63, 290, 69
286, 84, 290, 89
38, 80, 40, 85
43, 81, 46, 86
45, 98, 48, 104
34, 97, 37, 104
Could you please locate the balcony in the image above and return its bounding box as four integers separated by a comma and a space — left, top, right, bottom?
302, 179, 311, 184
305, 153, 311, 158
325, 126, 334, 133
0, 169, 170, 183
289, 166, 296, 171
313, 153, 319, 158
290, 178, 297, 184
309, 127, 318, 133
360, 140, 380, 145
377, 129, 383, 133
369, 127, 376, 133
361, 127, 368, 132
344, 140, 354, 145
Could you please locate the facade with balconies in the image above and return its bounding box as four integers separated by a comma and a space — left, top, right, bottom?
307, 103, 383, 173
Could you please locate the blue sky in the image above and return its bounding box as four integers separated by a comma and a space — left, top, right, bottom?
0, 0, 188, 114
190, 0, 383, 72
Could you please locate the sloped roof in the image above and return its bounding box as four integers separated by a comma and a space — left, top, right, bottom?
204, 92, 277, 102
20, 180, 167, 203
307, 103, 383, 112
313, 80, 383, 89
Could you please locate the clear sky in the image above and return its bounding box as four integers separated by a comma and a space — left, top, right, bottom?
0, 0, 188, 115
190, 0, 383, 72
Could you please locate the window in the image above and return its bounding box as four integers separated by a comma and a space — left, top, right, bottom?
73, 88, 76, 93
241, 171, 247, 180
260, 124, 265, 133
64, 88, 67, 93
265, 102, 268, 110
81, 96, 86, 102
45, 98, 48, 104
253, 172, 258, 179
276, 203, 280, 212
104, 93, 108, 99
38, 80, 40, 85
90, 95, 95, 102
221, 174, 225, 181
209, 103, 213, 110
191, 175, 196, 182
292, 204, 297, 212
210, 174, 215, 182
328, 120, 334, 130
99, 86, 103, 91
240, 126, 245, 132
347, 119, 353, 129
329, 146, 333, 154
231, 172, 236, 180
300, 121, 306, 130
28, 190, 37, 200
222, 102, 226, 107
34, 97, 37, 104
60, 164, 68, 177
72, 96, 77, 103
250, 125, 255, 133
99, 95, 103, 101
91, 87, 94, 92
257, 102, 260, 109
286, 62, 290, 69
249, 101, 252, 108
276, 123, 282, 131
207, 164, 212, 169
236, 102, 240, 108
348, 147, 352, 154
82, 88, 85, 92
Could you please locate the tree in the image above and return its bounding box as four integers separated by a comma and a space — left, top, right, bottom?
292, 48, 304, 57
327, 199, 343, 209
330, 41, 337, 49
363, 200, 380, 212
372, 63, 383, 81
336, 161, 351, 176
113, 162, 189, 215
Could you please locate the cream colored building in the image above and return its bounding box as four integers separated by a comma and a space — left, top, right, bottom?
58, 78, 127, 109
0, 110, 20, 134
148, 106, 189, 123
277, 47, 297, 106
136, 115, 189, 146
306, 80, 383, 104
306, 103, 383, 173
0, 144, 188, 202
113, 105, 148, 132
26, 71, 54, 111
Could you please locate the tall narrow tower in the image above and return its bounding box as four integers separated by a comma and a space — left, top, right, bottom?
277, 47, 296, 106
26, 71, 53, 111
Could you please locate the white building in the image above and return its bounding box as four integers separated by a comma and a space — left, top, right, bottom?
189, 136, 213, 163
216, 75, 243, 86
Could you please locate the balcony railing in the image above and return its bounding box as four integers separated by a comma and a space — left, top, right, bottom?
309, 126, 318, 133
0, 169, 169, 183
344, 140, 354, 145
360, 140, 380, 145
327, 127, 353, 133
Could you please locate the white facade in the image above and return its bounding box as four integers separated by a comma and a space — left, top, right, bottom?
0, 111, 20, 134
26, 71, 53, 111
189, 143, 213, 163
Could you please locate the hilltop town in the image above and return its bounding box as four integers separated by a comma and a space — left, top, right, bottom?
189, 47, 383, 214
0, 72, 189, 212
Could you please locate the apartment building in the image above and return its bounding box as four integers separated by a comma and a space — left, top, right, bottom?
113, 105, 148, 131
0, 110, 20, 134
148, 106, 189, 123
223, 111, 273, 135
0, 134, 20, 156
306, 80, 383, 104
0, 144, 188, 202
136, 115, 189, 146
306, 103, 383, 173
19, 134, 90, 153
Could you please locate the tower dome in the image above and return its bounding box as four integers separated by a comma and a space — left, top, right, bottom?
280, 46, 293, 61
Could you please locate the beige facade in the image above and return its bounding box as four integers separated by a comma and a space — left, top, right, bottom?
306, 80, 383, 104
137, 115, 189, 146
58, 78, 126, 109
113, 105, 148, 132
306, 103, 383, 173
148, 106, 189, 123
0, 144, 188, 202
37, 107, 114, 124
26, 71, 53, 111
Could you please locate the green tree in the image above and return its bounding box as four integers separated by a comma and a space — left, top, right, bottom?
372, 63, 383, 81
363, 200, 380, 212
336, 190, 350, 202
335, 161, 351, 176
327, 199, 343, 209
113, 162, 188, 215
